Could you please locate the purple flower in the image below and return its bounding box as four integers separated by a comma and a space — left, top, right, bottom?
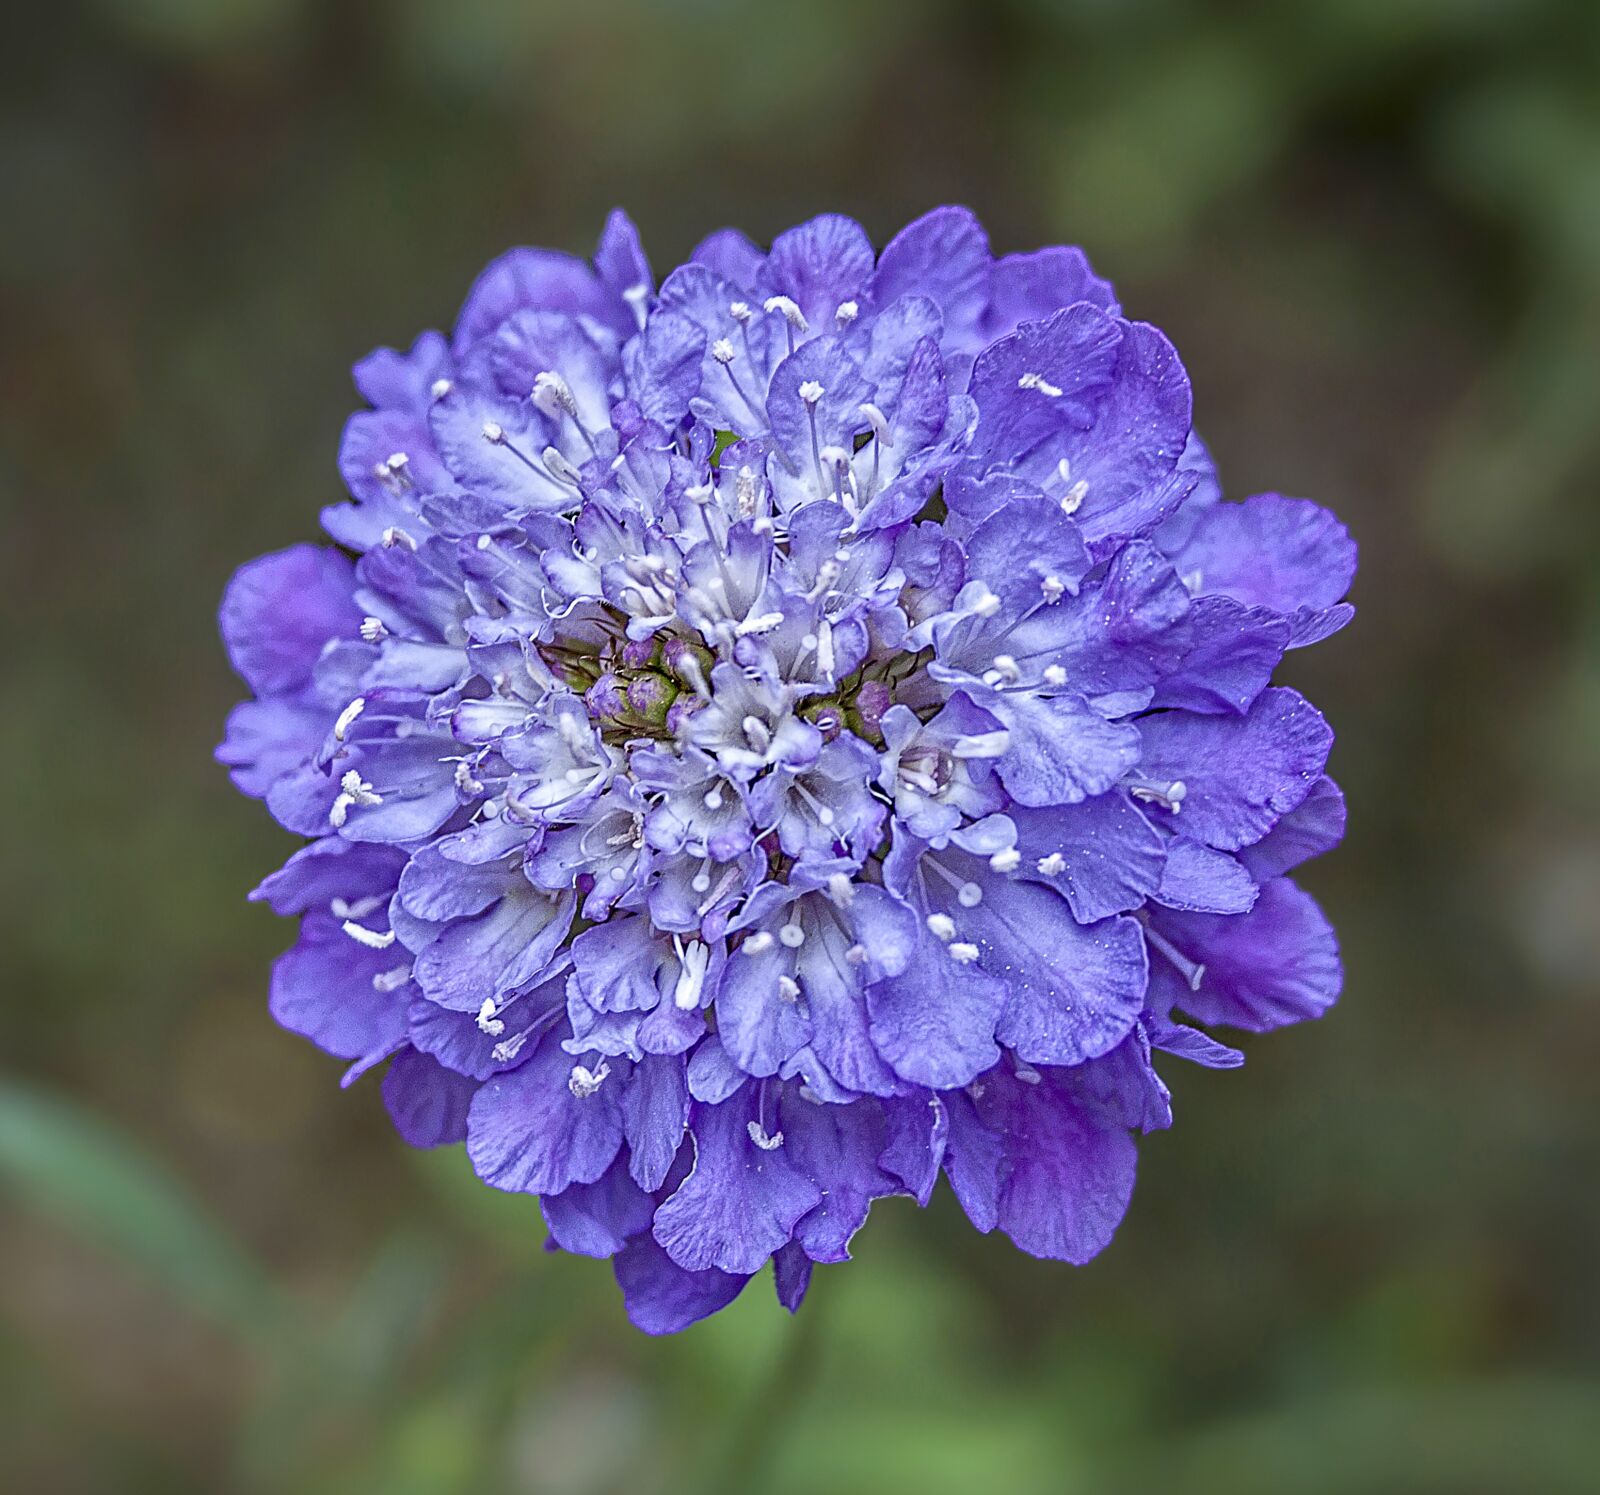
221, 207, 1354, 1334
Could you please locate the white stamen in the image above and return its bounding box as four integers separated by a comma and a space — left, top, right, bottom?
858, 401, 893, 445
826, 872, 855, 906
372, 966, 411, 993
672, 938, 710, 1010
359, 616, 388, 643
1061, 479, 1089, 515
742, 931, 775, 956
491, 1031, 531, 1065
763, 295, 808, 331
735, 610, 787, 637
481, 420, 505, 443
328, 769, 383, 828
834, 299, 859, 325
948, 942, 981, 964
568, 1061, 611, 1098
844, 943, 868, 966
543, 446, 584, 485
475, 998, 505, 1037
798, 379, 825, 406
1014, 1062, 1043, 1085
778, 922, 806, 949
711, 337, 736, 364
1040, 574, 1066, 603
926, 913, 956, 943
532, 371, 579, 418
777, 975, 801, 1003
1018, 371, 1063, 397
381, 526, 417, 550
429, 378, 452, 400
475, 533, 492, 550
1043, 665, 1068, 687
342, 920, 396, 950
957, 881, 983, 908
729, 300, 752, 324
986, 654, 1021, 686
623, 282, 650, 330
1036, 852, 1066, 876
989, 848, 1022, 874
747, 1120, 784, 1150
703, 786, 724, 810
332, 697, 365, 742
330, 894, 384, 921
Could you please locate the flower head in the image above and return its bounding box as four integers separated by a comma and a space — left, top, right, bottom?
220, 208, 1355, 1333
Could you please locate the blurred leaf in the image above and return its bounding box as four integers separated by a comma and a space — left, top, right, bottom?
0, 1079, 283, 1344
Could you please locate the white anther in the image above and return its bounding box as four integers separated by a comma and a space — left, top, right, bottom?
330, 894, 384, 921
342, 919, 396, 950
826, 872, 855, 906
729, 300, 752, 324
672, 938, 710, 1010
735, 464, 760, 516
532, 371, 579, 418
948, 942, 981, 964
475, 533, 493, 550
475, 998, 505, 1037
1014, 1063, 1043, 1085
372, 966, 411, 993
568, 1060, 611, 1098
990, 654, 1021, 684
1036, 852, 1066, 876
971, 586, 1002, 619
429, 378, 452, 400
763, 295, 808, 331
332, 697, 365, 742
710, 337, 736, 364
481, 420, 505, 443
1043, 664, 1068, 687
359, 616, 388, 643
747, 1121, 784, 1150
685, 482, 715, 507
623, 283, 650, 329
1061, 479, 1089, 515
1040, 574, 1066, 603
328, 769, 383, 828
989, 848, 1022, 874
857, 401, 893, 446
834, 299, 859, 325
453, 760, 485, 796
845, 943, 868, 966
926, 913, 957, 942
818, 444, 852, 476
1168, 780, 1187, 806
778, 922, 806, 949
542, 446, 584, 485
735, 611, 787, 637
742, 715, 771, 751
798, 379, 825, 406
490, 1031, 530, 1065
380, 526, 417, 551
957, 882, 983, 908
777, 975, 801, 1003
703, 786, 724, 810
1018, 371, 1063, 397
742, 931, 775, 956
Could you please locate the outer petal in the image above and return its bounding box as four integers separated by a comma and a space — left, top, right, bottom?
977, 1074, 1137, 1263
220, 546, 359, 696
614, 1234, 749, 1336
1152, 877, 1341, 1031
466, 1032, 625, 1194
270, 912, 409, 1061
1007, 792, 1166, 922
652, 1093, 822, 1275
382, 1047, 476, 1147
1135, 687, 1333, 851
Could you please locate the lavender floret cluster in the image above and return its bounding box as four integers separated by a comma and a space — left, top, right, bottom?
219, 209, 1354, 1332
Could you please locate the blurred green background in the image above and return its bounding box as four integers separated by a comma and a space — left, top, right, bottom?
4, 1, 1599, 1490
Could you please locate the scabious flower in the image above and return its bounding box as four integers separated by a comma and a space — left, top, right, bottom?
219, 208, 1354, 1332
